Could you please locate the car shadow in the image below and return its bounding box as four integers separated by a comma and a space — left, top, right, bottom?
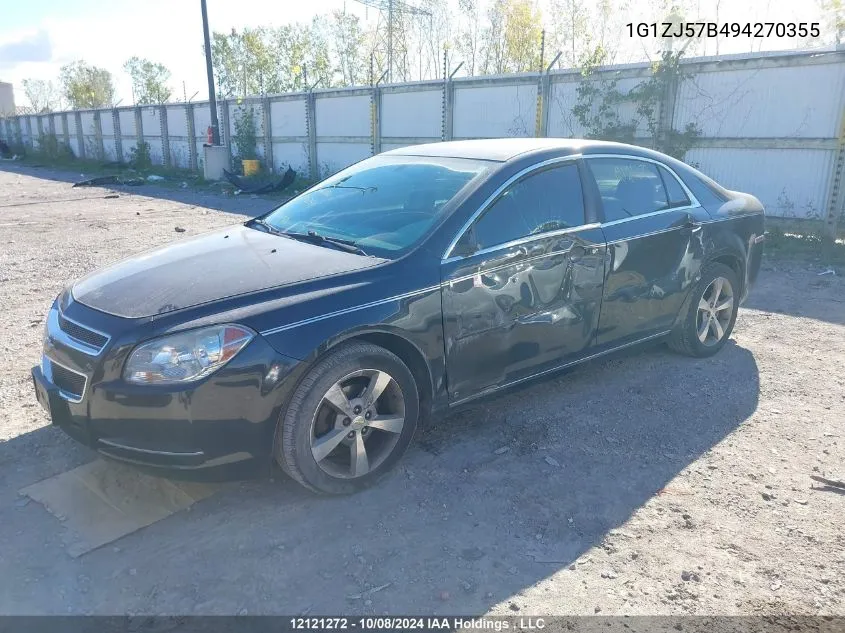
0, 163, 284, 218
0, 340, 760, 615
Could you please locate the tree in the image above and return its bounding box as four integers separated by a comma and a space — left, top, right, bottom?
456, 0, 482, 75
22, 78, 61, 113
124, 57, 172, 104
59, 61, 115, 109
548, 0, 589, 68
481, 0, 542, 74
331, 10, 368, 86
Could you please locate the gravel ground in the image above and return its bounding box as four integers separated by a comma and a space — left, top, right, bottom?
0, 164, 843, 616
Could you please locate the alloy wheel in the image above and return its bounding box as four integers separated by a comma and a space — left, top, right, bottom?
310, 369, 406, 479
696, 276, 734, 346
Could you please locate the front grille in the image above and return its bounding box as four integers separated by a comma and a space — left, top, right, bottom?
49, 360, 87, 401
58, 313, 109, 352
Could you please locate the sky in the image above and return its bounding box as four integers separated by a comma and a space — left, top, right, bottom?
0, 0, 834, 109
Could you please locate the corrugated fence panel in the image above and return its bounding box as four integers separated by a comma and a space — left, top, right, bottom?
52, 114, 64, 136
316, 95, 370, 137
315, 142, 371, 177
381, 90, 442, 140
79, 111, 96, 155
269, 99, 307, 173
192, 103, 211, 167
675, 63, 845, 138
100, 112, 116, 160
140, 107, 163, 164
166, 105, 189, 168
453, 83, 537, 138
66, 114, 79, 156
687, 147, 834, 218
118, 110, 136, 143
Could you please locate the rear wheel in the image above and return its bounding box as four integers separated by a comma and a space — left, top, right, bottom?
274, 342, 419, 494
669, 262, 740, 358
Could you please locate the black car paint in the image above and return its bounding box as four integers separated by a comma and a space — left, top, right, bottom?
32, 140, 764, 479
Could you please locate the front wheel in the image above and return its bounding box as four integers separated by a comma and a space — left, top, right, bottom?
669, 262, 740, 358
274, 342, 419, 494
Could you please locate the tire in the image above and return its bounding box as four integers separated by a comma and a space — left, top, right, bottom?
669, 262, 740, 358
274, 341, 419, 494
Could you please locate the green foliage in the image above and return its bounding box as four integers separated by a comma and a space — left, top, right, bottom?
232, 106, 258, 161
482, 0, 543, 74
571, 49, 702, 160
35, 133, 74, 161
59, 61, 115, 109
130, 141, 152, 169
124, 57, 172, 105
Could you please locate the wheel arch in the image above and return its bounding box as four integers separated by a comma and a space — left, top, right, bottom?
325, 327, 435, 425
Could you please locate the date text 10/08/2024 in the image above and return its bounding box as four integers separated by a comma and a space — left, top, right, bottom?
290, 617, 548, 631
627, 22, 821, 38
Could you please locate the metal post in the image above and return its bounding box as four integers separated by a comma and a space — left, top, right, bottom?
61, 113, 70, 149
94, 110, 105, 160
201, 0, 220, 145
186, 103, 198, 171
387, 0, 393, 84
371, 71, 388, 156
134, 106, 144, 152
160, 105, 171, 167
306, 92, 318, 179
823, 107, 845, 256
113, 109, 123, 162
536, 52, 561, 138
220, 100, 231, 154
74, 112, 85, 159
262, 97, 274, 171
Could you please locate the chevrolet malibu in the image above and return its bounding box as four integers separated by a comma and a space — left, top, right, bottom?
32, 139, 765, 494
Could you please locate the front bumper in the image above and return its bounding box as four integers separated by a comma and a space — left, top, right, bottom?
33, 300, 304, 481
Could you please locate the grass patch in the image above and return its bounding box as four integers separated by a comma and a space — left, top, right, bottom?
765, 218, 845, 265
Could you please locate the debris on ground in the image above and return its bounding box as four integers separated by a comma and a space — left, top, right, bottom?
174, 226, 186, 233
346, 583, 392, 600
146, 175, 165, 182
810, 474, 845, 491
73, 175, 144, 188
817, 268, 836, 276
493, 446, 510, 455
222, 166, 296, 194
544, 456, 561, 467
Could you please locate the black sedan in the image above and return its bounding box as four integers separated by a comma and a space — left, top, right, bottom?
32, 139, 765, 494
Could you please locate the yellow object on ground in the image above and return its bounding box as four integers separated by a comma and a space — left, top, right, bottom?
242, 159, 260, 177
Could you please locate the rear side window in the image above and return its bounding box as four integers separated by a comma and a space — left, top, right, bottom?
587, 158, 669, 222
658, 165, 691, 208
471, 163, 585, 250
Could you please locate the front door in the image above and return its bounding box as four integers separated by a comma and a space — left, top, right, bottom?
440, 159, 606, 404
584, 156, 709, 346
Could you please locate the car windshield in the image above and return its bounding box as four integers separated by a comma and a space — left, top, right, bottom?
260, 155, 492, 257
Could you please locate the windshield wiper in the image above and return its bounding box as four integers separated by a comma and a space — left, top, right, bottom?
247, 218, 284, 235
282, 230, 369, 256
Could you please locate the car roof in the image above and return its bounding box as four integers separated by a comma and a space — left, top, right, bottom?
383, 138, 656, 162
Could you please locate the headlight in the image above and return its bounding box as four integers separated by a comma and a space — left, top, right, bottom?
123, 324, 254, 385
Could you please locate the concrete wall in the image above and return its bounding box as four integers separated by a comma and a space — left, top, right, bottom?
2, 50, 844, 222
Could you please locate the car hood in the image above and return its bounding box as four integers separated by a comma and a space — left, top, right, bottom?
72, 224, 384, 318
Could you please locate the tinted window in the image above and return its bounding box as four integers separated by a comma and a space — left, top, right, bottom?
658, 164, 691, 207
471, 164, 585, 250
263, 155, 491, 258
587, 158, 669, 222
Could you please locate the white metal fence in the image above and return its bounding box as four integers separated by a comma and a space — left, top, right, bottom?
2, 49, 844, 225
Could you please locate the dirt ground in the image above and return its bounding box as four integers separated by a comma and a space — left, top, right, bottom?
0, 164, 843, 616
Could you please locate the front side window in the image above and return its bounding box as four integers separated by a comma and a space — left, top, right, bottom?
587, 157, 670, 222
262, 155, 492, 258
469, 163, 585, 251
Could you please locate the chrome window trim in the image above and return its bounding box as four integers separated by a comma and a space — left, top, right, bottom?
53, 308, 111, 356
259, 284, 442, 336
441, 155, 583, 261
42, 355, 88, 403
584, 153, 701, 216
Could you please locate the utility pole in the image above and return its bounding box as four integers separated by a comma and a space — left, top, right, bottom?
201, 0, 220, 145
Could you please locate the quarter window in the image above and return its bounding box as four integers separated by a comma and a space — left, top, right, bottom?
658, 164, 691, 208
587, 158, 670, 222
470, 163, 585, 250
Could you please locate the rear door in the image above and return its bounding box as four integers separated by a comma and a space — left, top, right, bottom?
440, 159, 606, 403
585, 156, 709, 347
